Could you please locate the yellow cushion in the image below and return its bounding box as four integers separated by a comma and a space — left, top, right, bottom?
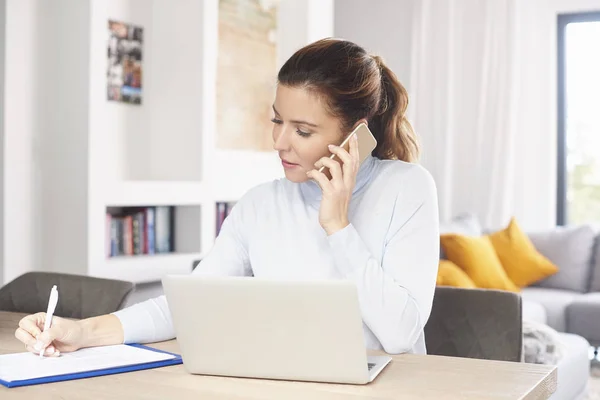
487, 217, 559, 287
436, 260, 477, 288
440, 234, 519, 292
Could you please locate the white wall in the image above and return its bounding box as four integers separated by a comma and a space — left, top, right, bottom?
0, 0, 5, 284
147, 0, 204, 182
1, 0, 92, 284
96, 0, 153, 183
334, 0, 414, 92
90, 0, 206, 184
37, 0, 91, 277
2, 0, 43, 284
278, 0, 334, 67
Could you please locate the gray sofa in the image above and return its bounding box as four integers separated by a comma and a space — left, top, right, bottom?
441, 214, 600, 346
439, 214, 598, 400
521, 223, 600, 347
521, 224, 599, 400
426, 286, 590, 400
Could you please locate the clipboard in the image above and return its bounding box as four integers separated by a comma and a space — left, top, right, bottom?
0, 344, 183, 389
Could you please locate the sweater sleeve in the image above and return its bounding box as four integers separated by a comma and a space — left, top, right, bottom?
112, 191, 255, 344
326, 165, 440, 354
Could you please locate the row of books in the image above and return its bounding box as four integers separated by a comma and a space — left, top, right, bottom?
216, 202, 236, 236
106, 206, 174, 257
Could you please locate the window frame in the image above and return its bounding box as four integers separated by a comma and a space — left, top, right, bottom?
556, 11, 600, 225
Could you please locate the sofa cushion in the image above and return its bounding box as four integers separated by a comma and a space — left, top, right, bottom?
550, 333, 590, 400
520, 287, 584, 332
440, 234, 518, 292
522, 300, 547, 325
566, 293, 600, 345
436, 260, 477, 288
488, 217, 559, 287
589, 233, 600, 292
439, 213, 483, 260
527, 224, 596, 293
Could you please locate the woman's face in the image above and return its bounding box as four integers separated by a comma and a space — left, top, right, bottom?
271, 85, 344, 183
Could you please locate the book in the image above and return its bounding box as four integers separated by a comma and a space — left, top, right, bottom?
216, 202, 236, 236
155, 206, 173, 253
106, 206, 172, 257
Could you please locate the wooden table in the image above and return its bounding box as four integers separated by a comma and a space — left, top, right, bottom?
0, 311, 556, 399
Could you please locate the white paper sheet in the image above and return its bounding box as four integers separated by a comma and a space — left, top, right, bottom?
0, 344, 175, 383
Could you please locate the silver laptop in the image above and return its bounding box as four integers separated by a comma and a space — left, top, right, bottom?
162, 275, 392, 384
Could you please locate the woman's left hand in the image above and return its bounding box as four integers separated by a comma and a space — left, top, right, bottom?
307, 133, 360, 236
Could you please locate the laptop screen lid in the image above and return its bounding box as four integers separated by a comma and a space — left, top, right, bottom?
162, 275, 371, 384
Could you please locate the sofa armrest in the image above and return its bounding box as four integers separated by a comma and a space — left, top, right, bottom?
424, 286, 523, 362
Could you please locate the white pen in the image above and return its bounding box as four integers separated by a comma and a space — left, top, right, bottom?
39, 285, 59, 359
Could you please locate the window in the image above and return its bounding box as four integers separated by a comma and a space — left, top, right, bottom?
557, 11, 600, 225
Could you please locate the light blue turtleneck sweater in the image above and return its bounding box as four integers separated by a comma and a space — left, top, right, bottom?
113, 156, 440, 354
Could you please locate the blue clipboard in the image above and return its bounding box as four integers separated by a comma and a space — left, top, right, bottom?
0, 343, 183, 389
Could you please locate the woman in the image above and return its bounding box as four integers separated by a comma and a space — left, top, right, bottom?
15, 38, 439, 356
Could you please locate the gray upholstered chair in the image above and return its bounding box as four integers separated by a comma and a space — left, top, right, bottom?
0, 272, 135, 319
424, 286, 523, 362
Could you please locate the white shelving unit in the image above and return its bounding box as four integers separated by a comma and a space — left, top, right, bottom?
99, 254, 202, 284
1, 0, 331, 286
105, 182, 208, 207
30, 0, 286, 285
92, 1, 284, 284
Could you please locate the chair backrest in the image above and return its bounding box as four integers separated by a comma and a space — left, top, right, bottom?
0, 272, 135, 319
424, 286, 523, 362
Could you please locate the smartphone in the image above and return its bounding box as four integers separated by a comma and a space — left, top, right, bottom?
318, 122, 378, 174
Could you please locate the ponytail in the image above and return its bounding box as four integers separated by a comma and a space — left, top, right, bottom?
370, 55, 420, 162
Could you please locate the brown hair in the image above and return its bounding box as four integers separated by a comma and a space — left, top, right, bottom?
277, 38, 419, 162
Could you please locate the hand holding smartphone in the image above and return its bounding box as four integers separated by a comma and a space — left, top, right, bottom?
318, 122, 378, 174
